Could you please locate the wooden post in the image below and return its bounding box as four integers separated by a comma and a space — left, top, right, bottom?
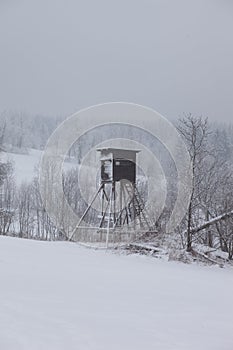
106, 185, 113, 249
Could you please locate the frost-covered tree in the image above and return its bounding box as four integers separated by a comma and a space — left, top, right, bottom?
177, 114, 210, 251
0, 162, 15, 235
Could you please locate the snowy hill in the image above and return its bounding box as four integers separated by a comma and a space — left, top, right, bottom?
2, 148, 76, 185
2, 149, 43, 184
0, 236, 233, 350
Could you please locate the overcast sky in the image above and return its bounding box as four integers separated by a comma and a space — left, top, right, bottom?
0, 0, 233, 121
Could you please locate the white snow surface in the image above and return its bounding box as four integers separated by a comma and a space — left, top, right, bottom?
2, 149, 42, 184
0, 236, 233, 350
2, 149, 75, 185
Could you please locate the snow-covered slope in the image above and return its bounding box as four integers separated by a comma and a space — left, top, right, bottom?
2, 149, 76, 185
0, 236, 232, 350
2, 149, 43, 184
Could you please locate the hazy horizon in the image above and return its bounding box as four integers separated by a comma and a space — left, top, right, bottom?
1, 0, 233, 122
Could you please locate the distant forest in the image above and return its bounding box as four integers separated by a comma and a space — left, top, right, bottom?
0, 111, 233, 262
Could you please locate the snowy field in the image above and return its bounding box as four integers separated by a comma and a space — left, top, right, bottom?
2, 149, 75, 185
2, 149, 43, 184
0, 236, 233, 350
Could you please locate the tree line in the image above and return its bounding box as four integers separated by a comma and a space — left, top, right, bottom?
0, 114, 233, 259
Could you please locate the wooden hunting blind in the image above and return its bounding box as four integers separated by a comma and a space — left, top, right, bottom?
71, 147, 153, 246
99, 148, 139, 184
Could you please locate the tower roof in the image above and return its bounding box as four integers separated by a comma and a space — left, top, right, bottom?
97, 147, 140, 154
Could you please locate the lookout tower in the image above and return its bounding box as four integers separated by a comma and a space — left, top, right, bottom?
71, 148, 153, 246
99, 148, 138, 184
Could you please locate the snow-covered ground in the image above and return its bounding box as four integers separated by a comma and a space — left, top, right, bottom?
2, 149, 76, 185
0, 236, 233, 350
2, 149, 43, 184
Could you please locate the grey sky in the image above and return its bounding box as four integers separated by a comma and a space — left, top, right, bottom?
0, 0, 233, 121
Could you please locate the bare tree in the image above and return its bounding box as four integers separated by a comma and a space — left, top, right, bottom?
177, 114, 209, 251
16, 182, 35, 238
0, 162, 15, 235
